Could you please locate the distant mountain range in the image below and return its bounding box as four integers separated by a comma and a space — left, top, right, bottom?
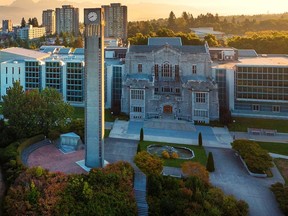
0, 0, 203, 26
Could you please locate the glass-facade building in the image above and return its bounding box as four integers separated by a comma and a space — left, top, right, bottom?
66, 62, 84, 103
25, 61, 42, 90
45, 61, 62, 93
234, 65, 288, 116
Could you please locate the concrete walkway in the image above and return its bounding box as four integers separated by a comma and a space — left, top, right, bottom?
234, 132, 288, 143
207, 147, 284, 216
270, 153, 288, 160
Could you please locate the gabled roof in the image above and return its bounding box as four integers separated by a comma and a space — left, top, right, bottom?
128, 45, 206, 54
148, 37, 182, 46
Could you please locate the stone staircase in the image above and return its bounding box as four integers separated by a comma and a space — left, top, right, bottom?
134, 169, 148, 216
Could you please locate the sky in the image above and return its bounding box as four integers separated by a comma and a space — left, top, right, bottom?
0, 0, 288, 23
0, 0, 287, 14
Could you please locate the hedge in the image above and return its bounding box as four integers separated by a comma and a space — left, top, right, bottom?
232, 139, 273, 173
16, 134, 45, 165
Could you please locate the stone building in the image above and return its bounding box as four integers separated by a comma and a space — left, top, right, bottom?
122, 38, 219, 123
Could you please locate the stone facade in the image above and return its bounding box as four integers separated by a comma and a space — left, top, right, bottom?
122, 38, 219, 123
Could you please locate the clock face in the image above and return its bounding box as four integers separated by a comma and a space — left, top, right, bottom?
88, 11, 97, 22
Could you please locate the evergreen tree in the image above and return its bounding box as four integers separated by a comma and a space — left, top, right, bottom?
198, 132, 202, 147
206, 152, 215, 172
167, 11, 176, 31
140, 128, 144, 141
31, 17, 39, 27
21, 17, 26, 28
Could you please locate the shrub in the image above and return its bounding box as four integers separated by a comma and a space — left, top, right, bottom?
271, 182, 288, 215
162, 150, 170, 159
16, 134, 45, 165
206, 152, 215, 172
181, 161, 209, 185
134, 151, 163, 175
232, 139, 273, 173
170, 152, 179, 159
198, 132, 202, 147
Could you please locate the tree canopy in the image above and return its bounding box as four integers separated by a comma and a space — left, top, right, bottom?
2, 82, 73, 138
134, 151, 163, 175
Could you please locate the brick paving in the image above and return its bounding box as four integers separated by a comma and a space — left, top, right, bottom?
27, 144, 86, 174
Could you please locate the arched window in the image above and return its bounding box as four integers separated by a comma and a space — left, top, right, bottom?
162, 62, 172, 77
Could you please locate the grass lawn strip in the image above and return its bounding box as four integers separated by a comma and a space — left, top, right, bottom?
228, 117, 288, 133
139, 141, 207, 167
257, 142, 288, 156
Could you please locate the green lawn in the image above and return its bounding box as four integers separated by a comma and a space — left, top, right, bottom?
138, 141, 207, 167
228, 117, 288, 133
257, 141, 288, 156
72, 107, 129, 122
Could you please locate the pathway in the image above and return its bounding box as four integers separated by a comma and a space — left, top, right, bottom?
207, 147, 284, 216
134, 168, 148, 216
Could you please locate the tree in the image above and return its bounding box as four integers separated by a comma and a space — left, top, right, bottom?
167, 11, 176, 31
39, 88, 74, 135
73, 36, 83, 48
181, 161, 209, 185
21, 17, 26, 28
198, 132, 202, 147
140, 128, 144, 141
206, 152, 215, 172
134, 151, 163, 175
55, 36, 61, 45
2, 82, 73, 138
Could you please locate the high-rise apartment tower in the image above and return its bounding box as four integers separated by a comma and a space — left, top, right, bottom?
56, 5, 79, 36
102, 3, 127, 41
42, 9, 56, 35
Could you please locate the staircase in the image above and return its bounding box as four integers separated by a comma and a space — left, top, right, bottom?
134, 169, 148, 216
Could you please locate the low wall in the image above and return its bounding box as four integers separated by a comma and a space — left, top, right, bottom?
239, 155, 267, 178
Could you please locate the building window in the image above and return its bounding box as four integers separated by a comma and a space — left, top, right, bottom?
194, 109, 208, 117
6, 77, 8, 84
252, 104, 260, 111
6, 67, 8, 74
138, 64, 142, 73
132, 106, 143, 112
131, 89, 144, 100
195, 92, 207, 103
175, 88, 180, 94
192, 65, 197, 74
162, 62, 172, 77
175, 65, 180, 81
272, 105, 280, 112
162, 87, 172, 93
19, 67, 21, 74
155, 87, 158, 93
154, 64, 159, 79
12, 67, 14, 74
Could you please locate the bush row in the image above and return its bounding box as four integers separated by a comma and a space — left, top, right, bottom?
232, 140, 273, 173
271, 182, 288, 215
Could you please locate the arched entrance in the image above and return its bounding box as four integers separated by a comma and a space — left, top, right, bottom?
163, 105, 173, 114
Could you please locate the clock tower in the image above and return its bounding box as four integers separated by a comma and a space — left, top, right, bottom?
84, 8, 104, 168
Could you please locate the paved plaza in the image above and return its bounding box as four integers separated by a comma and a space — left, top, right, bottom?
110, 119, 233, 148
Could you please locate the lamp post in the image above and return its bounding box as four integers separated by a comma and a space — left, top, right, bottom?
233, 120, 236, 140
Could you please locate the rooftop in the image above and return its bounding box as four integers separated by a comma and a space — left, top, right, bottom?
213, 56, 288, 69
129, 45, 207, 54
148, 37, 182, 46
1, 47, 50, 60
